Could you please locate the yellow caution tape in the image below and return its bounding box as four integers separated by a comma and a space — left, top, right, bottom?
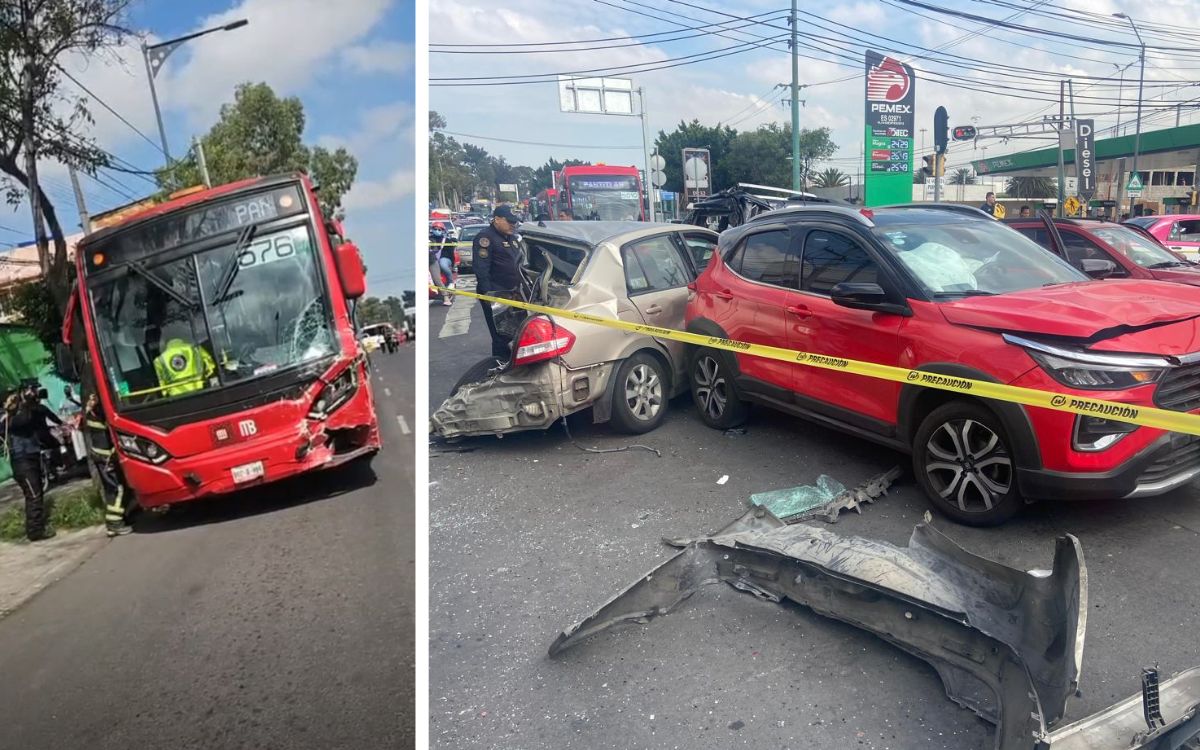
432, 285, 1200, 437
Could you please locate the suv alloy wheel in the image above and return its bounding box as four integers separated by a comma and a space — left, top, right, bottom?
690, 348, 748, 429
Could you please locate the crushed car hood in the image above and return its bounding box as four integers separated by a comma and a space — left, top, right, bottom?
940, 280, 1200, 341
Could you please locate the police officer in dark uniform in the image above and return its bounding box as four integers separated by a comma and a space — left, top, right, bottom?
472, 205, 523, 361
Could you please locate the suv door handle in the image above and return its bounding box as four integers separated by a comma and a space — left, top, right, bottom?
644, 304, 663, 315
786, 304, 812, 318
713, 288, 734, 300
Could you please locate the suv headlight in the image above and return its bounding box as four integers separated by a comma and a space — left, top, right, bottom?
308, 363, 359, 419
117, 432, 170, 464
1005, 334, 1170, 390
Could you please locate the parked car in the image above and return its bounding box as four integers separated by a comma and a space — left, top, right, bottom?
432, 222, 719, 438
430, 219, 460, 242
1007, 216, 1200, 285
1125, 213, 1200, 259
686, 204, 1200, 526
455, 223, 489, 272
359, 324, 388, 352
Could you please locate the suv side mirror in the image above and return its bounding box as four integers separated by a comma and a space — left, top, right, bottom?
830, 282, 912, 317
334, 241, 367, 299
1080, 258, 1118, 279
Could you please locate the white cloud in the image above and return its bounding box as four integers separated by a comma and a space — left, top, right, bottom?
344, 168, 414, 210
342, 41, 413, 75
320, 101, 414, 156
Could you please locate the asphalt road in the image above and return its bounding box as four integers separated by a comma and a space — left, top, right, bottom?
0, 344, 415, 749
428, 296, 1200, 750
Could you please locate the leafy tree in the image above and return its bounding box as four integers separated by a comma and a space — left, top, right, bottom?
0, 0, 131, 310
9, 278, 61, 350
1006, 176, 1056, 199
950, 168, 976, 186
356, 296, 389, 326
654, 121, 837, 193
531, 158, 588, 193
812, 168, 850, 188
157, 82, 358, 215
722, 122, 792, 189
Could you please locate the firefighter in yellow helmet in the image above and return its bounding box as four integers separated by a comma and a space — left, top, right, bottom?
83, 392, 132, 537
153, 338, 216, 397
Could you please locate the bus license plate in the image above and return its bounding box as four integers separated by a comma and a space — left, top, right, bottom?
231, 461, 265, 484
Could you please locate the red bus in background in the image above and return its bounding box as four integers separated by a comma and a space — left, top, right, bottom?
557, 165, 645, 221
531, 188, 558, 220
64, 173, 380, 509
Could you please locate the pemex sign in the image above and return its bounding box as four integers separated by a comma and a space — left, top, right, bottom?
864, 51, 916, 207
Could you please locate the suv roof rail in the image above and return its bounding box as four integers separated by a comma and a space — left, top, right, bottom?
749, 203, 874, 226
882, 202, 993, 218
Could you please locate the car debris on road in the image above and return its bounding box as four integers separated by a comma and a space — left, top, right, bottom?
551, 506, 1200, 750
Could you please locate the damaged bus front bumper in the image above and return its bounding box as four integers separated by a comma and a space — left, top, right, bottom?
550, 507, 1200, 750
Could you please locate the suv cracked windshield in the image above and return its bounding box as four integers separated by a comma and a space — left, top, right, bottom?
873, 217, 1086, 296
90, 192, 337, 407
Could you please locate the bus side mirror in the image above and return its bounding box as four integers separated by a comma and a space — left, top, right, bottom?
335, 241, 367, 299
61, 286, 78, 345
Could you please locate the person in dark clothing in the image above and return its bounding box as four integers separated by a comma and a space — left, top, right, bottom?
472, 204, 524, 361
84, 392, 131, 537
0, 389, 63, 541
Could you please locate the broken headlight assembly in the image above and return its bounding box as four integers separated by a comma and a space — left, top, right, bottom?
308, 363, 359, 419
1006, 334, 1168, 390
552, 507, 1200, 750
116, 431, 170, 464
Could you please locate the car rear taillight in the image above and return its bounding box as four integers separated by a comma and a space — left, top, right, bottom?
513, 316, 575, 366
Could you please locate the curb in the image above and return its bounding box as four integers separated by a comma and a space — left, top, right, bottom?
0, 527, 107, 620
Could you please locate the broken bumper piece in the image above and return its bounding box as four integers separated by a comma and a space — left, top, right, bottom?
550, 507, 1200, 750
431, 361, 613, 439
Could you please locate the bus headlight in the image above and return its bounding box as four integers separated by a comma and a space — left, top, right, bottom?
308, 364, 359, 419
117, 432, 171, 464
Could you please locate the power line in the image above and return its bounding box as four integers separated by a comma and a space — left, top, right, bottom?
57, 65, 166, 156
441, 131, 642, 150
430, 9, 785, 47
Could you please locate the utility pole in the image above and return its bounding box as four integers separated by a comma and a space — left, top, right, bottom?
194, 137, 211, 188
638, 87, 656, 222
790, 0, 800, 191
1115, 13, 1145, 217
1056, 80, 1066, 218
67, 166, 92, 235
19, 1, 49, 274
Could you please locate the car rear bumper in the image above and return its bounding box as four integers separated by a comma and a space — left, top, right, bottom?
431, 360, 614, 438
1019, 432, 1200, 501
121, 386, 381, 507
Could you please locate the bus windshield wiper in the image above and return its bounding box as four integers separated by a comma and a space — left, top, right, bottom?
127, 261, 194, 308
214, 224, 256, 305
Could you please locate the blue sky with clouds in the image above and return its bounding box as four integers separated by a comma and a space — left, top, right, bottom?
430, 0, 1200, 186
1, 0, 414, 299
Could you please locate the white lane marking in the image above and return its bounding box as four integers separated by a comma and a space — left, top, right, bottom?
384, 387, 392, 397
396, 415, 411, 434
438, 289, 476, 339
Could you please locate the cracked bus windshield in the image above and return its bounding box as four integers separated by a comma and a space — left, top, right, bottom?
92, 224, 336, 406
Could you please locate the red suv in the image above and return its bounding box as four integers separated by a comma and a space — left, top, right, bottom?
1007, 217, 1200, 286
685, 205, 1200, 525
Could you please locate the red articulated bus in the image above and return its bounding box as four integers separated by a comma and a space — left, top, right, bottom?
557, 165, 645, 221
63, 173, 380, 509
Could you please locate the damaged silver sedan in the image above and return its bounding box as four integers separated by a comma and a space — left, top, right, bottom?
550, 507, 1200, 749
432, 222, 718, 439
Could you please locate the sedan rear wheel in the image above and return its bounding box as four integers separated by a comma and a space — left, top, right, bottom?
610, 352, 668, 434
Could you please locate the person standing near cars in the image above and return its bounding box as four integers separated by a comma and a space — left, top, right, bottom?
0, 389, 63, 541
473, 205, 524, 361
83, 392, 132, 537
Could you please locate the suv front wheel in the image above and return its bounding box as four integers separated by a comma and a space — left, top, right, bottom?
912, 401, 1022, 526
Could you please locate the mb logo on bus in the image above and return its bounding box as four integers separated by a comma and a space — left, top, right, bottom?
238, 420, 258, 437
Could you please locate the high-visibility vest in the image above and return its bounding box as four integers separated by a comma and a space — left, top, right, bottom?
153, 339, 215, 397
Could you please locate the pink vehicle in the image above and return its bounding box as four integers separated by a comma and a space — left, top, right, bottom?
1125, 213, 1200, 260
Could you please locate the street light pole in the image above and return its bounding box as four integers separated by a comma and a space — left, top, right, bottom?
1115, 13, 1144, 216
141, 19, 249, 166
790, 0, 800, 191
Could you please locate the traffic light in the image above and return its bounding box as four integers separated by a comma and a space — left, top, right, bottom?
922, 154, 936, 178
952, 125, 977, 141
936, 154, 946, 177
934, 106, 948, 155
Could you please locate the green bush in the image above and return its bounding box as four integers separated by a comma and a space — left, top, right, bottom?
0, 484, 103, 542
